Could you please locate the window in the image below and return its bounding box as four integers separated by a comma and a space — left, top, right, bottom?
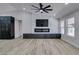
67, 17, 75, 37
60, 20, 64, 34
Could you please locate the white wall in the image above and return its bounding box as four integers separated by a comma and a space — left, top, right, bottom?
31, 13, 58, 34
21, 12, 59, 34
49, 17, 58, 33
22, 12, 32, 33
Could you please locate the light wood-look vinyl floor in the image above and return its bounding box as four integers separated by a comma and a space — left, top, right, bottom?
0, 38, 79, 55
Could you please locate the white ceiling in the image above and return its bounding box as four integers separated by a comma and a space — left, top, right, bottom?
0, 3, 79, 18
9, 3, 65, 16
56, 3, 79, 18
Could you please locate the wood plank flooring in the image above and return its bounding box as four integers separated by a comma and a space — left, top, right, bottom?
0, 38, 79, 55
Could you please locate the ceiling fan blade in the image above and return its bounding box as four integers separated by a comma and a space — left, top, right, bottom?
32, 5, 40, 9
45, 9, 53, 11
43, 10, 48, 13
44, 5, 51, 9
31, 8, 39, 10
39, 3, 43, 9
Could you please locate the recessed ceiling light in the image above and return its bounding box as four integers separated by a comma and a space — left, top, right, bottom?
53, 14, 56, 16
65, 3, 69, 5
23, 8, 26, 10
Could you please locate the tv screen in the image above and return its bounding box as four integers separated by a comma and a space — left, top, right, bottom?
36, 19, 48, 27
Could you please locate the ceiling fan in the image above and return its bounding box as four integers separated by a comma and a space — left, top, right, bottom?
32, 3, 53, 13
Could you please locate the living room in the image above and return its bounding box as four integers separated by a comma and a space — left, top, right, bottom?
0, 2, 79, 55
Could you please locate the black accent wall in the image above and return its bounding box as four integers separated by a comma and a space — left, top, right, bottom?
0, 16, 15, 39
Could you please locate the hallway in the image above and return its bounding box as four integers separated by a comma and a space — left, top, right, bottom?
0, 39, 79, 55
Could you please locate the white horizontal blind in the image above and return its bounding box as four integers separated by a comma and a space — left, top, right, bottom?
60, 20, 64, 34
67, 17, 75, 37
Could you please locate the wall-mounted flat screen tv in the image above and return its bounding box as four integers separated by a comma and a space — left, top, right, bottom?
36, 19, 48, 27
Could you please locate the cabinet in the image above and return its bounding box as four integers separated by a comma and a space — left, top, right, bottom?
0, 16, 15, 39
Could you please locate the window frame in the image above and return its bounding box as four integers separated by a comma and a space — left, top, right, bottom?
60, 20, 64, 34
67, 17, 75, 37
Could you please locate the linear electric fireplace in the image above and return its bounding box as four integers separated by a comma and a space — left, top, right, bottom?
34, 28, 50, 32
